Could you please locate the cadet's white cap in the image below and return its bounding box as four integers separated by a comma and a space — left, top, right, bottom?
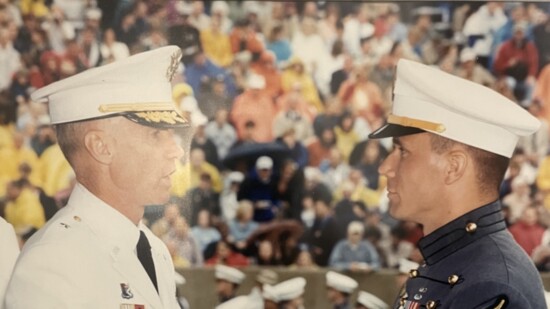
215, 265, 245, 284
326, 271, 358, 294
398, 258, 420, 275
262, 284, 278, 302
368, 59, 540, 158
356, 291, 389, 309
215, 295, 253, 309
31, 46, 188, 129
274, 277, 306, 302
256, 156, 273, 169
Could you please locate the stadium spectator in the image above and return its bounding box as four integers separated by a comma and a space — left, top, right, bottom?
329, 221, 381, 272
238, 156, 280, 223
230, 74, 275, 143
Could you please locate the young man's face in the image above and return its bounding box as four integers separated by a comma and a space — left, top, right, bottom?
378, 133, 446, 223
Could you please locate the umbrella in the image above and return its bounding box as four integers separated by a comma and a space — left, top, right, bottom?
222, 142, 291, 171
245, 220, 304, 247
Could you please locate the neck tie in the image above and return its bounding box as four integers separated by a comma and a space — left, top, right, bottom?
137, 230, 159, 293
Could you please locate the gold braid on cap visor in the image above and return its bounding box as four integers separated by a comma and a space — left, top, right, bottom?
98, 102, 188, 125
387, 114, 446, 133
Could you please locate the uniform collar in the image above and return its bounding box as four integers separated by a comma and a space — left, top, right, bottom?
67, 183, 141, 251
418, 200, 506, 265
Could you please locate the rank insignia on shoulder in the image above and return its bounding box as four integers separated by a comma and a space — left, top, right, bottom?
120, 304, 145, 309
120, 283, 134, 299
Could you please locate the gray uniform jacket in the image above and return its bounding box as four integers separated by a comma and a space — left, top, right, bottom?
395, 201, 546, 309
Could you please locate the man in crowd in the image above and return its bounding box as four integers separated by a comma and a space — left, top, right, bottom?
370, 58, 546, 308
214, 264, 246, 304
6, 46, 187, 308
325, 271, 358, 309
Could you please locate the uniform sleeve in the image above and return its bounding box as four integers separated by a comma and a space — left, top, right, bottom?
0, 218, 19, 306
448, 281, 540, 309
5, 243, 93, 309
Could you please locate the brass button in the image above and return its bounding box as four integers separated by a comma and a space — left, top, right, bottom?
465, 222, 477, 233
409, 269, 419, 278
448, 274, 459, 285
426, 300, 437, 309
73, 215, 81, 222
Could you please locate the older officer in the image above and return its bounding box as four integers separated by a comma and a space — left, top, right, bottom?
370, 59, 546, 308
0, 217, 19, 309
5, 46, 187, 308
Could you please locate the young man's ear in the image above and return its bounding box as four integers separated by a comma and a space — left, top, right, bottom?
444, 149, 468, 185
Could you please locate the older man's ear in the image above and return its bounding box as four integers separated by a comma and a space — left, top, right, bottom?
84, 130, 114, 165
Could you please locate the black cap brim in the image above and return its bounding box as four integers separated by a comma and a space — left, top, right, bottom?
368, 123, 425, 139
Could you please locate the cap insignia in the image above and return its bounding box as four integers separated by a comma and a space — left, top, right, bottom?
166, 49, 182, 81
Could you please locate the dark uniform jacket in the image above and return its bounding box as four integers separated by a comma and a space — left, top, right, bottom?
395, 201, 546, 309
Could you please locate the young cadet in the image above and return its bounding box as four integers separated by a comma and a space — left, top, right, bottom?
369, 59, 546, 308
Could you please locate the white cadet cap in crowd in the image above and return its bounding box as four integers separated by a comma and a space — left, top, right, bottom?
262, 284, 278, 302
356, 291, 389, 309
256, 156, 273, 170
368, 59, 540, 158
215, 265, 245, 285
274, 277, 306, 302
31, 46, 188, 129
215, 295, 255, 309
326, 271, 358, 294
398, 258, 420, 275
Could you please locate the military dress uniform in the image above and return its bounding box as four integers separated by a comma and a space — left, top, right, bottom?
5, 46, 188, 309
5, 184, 180, 309
366, 59, 547, 308
0, 217, 19, 309
395, 201, 546, 309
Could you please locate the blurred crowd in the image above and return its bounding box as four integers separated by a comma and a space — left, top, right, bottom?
2, 0, 550, 276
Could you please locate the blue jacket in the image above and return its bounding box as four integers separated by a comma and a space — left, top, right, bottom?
395, 201, 546, 309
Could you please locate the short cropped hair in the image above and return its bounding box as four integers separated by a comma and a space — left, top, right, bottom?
55, 122, 88, 167
430, 134, 509, 193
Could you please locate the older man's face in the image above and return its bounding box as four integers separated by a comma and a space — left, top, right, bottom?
107, 118, 184, 206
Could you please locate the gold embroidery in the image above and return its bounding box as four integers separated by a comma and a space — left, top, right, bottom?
134, 111, 184, 124
166, 49, 182, 81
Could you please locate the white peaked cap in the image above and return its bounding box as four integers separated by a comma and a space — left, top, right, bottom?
215, 264, 246, 284
274, 277, 306, 302
326, 271, 358, 294
369, 59, 540, 158
262, 284, 278, 302
32, 46, 188, 129
215, 295, 255, 309
398, 258, 420, 275
357, 291, 389, 309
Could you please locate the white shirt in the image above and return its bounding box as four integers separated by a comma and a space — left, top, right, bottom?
5, 183, 179, 309
0, 218, 19, 309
